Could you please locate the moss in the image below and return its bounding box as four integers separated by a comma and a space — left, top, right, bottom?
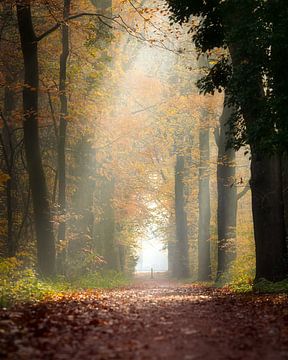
253, 278, 288, 293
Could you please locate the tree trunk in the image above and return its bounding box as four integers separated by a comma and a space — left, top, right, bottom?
91, 0, 112, 15
0, 4, 17, 257
174, 154, 189, 278
17, 2, 55, 277
227, 49, 287, 281
57, 0, 71, 273
270, 1, 288, 268
168, 213, 177, 277
1, 81, 16, 257
216, 100, 237, 278
198, 128, 211, 280
251, 153, 287, 281
100, 176, 118, 270
281, 154, 288, 255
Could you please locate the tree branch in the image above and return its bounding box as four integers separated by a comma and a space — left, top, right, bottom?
237, 182, 250, 201
36, 12, 115, 41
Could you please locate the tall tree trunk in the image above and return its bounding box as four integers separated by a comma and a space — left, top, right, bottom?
251, 153, 287, 281
92, 0, 112, 15
168, 213, 177, 276
174, 153, 189, 278
270, 1, 288, 267
1, 80, 16, 257
100, 176, 118, 270
282, 154, 288, 256
0, 4, 17, 257
57, 0, 71, 273
227, 31, 288, 280
17, 2, 55, 277
198, 127, 211, 280
216, 100, 237, 278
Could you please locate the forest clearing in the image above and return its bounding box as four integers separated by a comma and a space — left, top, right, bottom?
1, 0, 288, 359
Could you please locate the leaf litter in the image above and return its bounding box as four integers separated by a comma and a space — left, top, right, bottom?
0, 281, 288, 360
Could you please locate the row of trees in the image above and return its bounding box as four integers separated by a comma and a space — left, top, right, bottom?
1, 0, 259, 284
168, 0, 288, 281
0, 0, 144, 277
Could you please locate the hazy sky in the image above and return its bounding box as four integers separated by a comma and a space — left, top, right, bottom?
136, 226, 168, 272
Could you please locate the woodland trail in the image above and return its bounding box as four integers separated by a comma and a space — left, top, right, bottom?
1, 275, 288, 360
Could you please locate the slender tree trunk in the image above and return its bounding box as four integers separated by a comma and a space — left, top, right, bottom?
168, 239, 176, 276
216, 100, 237, 278
198, 128, 211, 280
17, 2, 55, 277
1, 82, 16, 257
57, 0, 71, 273
0, 4, 17, 257
174, 153, 189, 278
100, 177, 118, 270
168, 213, 177, 276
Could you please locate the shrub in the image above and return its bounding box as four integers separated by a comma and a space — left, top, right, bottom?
0, 257, 53, 307
0, 257, 130, 307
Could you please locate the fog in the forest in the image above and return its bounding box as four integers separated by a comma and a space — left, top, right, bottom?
2, 1, 288, 358
0, 0, 254, 286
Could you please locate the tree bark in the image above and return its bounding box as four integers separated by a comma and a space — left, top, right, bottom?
282, 154, 288, 256
216, 99, 237, 278
250, 153, 287, 281
17, 2, 55, 277
198, 128, 211, 281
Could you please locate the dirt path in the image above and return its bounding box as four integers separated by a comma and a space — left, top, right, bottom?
1, 278, 288, 359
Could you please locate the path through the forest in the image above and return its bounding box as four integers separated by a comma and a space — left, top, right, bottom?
1, 276, 288, 359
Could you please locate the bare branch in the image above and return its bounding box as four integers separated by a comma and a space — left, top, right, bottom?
237, 182, 250, 201
131, 100, 167, 115
36, 12, 115, 41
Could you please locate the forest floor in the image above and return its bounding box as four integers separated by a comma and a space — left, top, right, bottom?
1, 273, 288, 360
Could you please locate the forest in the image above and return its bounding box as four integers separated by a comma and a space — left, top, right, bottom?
0, 1, 288, 359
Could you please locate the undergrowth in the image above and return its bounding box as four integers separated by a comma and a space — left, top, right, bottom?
217, 270, 288, 294
253, 278, 288, 294
0, 257, 130, 308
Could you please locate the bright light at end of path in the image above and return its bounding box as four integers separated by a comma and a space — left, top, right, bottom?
136, 233, 168, 272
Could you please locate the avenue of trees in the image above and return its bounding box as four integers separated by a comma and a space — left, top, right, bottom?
168, 0, 288, 282
0, 0, 285, 286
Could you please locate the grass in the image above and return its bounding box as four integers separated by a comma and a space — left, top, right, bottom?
0, 257, 131, 308
69, 271, 130, 290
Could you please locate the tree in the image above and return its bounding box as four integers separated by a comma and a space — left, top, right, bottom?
0, 2, 22, 257
17, 2, 56, 277
174, 149, 190, 278
215, 97, 237, 278
167, 0, 288, 281
198, 121, 211, 280
57, 0, 71, 249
